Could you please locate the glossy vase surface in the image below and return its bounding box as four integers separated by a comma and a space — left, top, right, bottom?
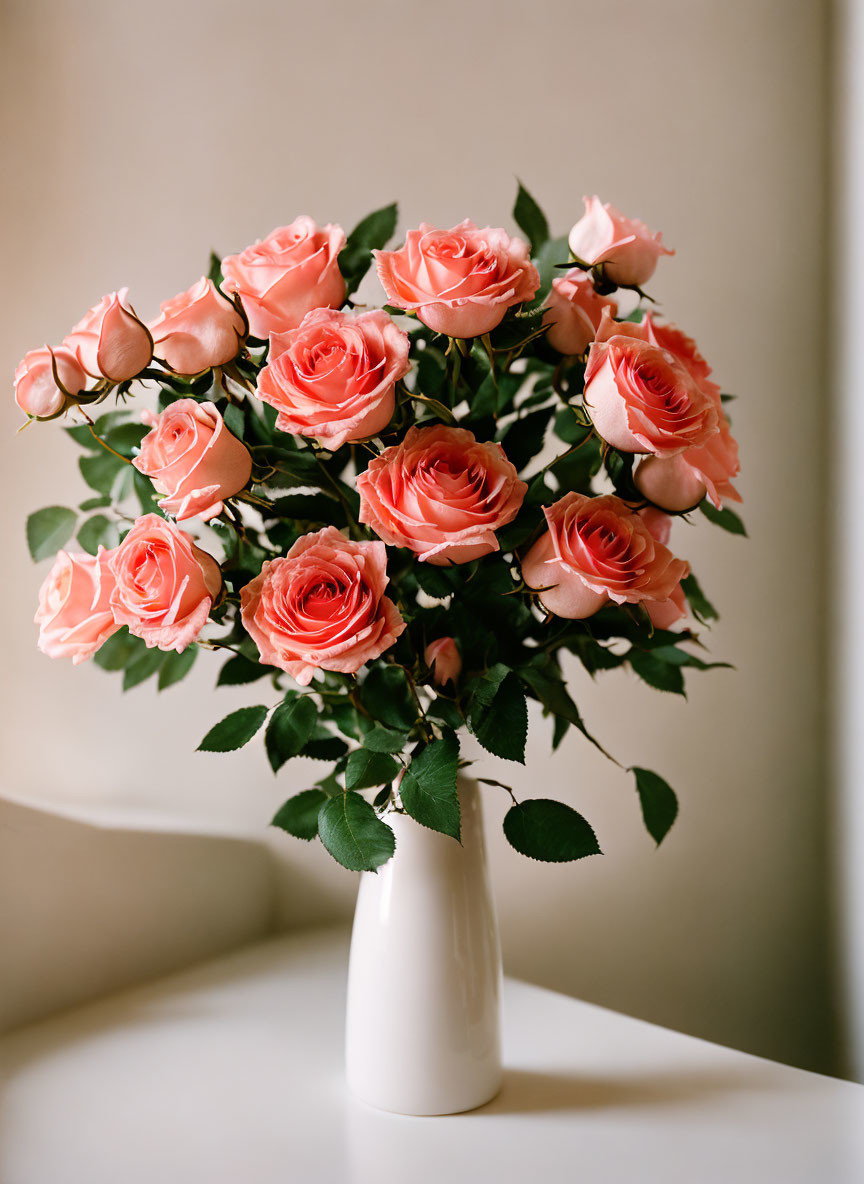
345, 777, 502, 1115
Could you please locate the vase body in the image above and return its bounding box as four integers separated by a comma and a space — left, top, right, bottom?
345, 777, 502, 1115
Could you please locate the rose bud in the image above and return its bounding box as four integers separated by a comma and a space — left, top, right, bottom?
63, 289, 153, 382
34, 547, 119, 663
374, 220, 540, 339
14, 346, 86, 419
256, 307, 409, 449
108, 515, 222, 652
521, 492, 688, 620
240, 527, 405, 685
133, 399, 253, 521
149, 277, 246, 375
543, 268, 617, 356
221, 217, 346, 339
568, 196, 674, 288
584, 309, 719, 457
424, 637, 462, 687
357, 425, 527, 565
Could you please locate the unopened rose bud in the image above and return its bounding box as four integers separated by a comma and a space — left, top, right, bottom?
424, 637, 462, 687
568, 196, 673, 289
14, 345, 86, 419
64, 288, 153, 382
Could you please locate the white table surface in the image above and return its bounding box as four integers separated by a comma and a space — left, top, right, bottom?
1, 926, 862, 1184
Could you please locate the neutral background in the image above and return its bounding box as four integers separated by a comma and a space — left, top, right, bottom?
0, 0, 837, 1074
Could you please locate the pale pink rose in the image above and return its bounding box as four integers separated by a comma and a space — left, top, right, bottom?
108, 514, 222, 651
568, 196, 673, 287
256, 307, 409, 449
374, 220, 540, 338
425, 637, 461, 687
14, 346, 86, 419
618, 312, 740, 510
521, 492, 689, 619
63, 289, 153, 382
543, 268, 617, 355
357, 425, 527, 565
585, 309, 719, 457
149, 278, 246, 375
638, 507, 687, 629
221, 218, 346, 338
34, 547, 119, 664
133, 400, 253, 521
240, 527, 405, 685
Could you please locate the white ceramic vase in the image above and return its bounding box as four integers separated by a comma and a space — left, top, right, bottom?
345, 777, 502, 1115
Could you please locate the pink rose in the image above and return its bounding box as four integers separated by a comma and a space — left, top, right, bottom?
425, 637, 461, 687
585, 309, 719, 457
521, 492, 688, 619
133, 399, 253, 521
34, 548, 119, 664
256, 307, 409, 449
625, 313, 740, 510
149, 278, 246, 375
357, 425, 527, 565
240, 527, 405, 685
543, 268, 617, 355
221, 218, 346, 338
374, 220, 540, 338
638, 508, 687, 629
14, 346, 86, 419
108, 514, 222, 651
63, 289, 153, 382
635, 414, 740, 511
568, 196, 674, 287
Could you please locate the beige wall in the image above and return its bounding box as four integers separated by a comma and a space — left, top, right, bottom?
0, 0, 835, 1071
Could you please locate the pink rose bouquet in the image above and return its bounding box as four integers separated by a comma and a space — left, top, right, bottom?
15, 184, 743, 869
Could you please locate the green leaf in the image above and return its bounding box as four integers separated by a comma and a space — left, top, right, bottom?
198, 705, 269, 753
633, 767, 679, 846
271, 789, 327, 841
629, 649, 686, 695
208, 251, 224, 286
92, 627, 147, 671
530, 235, 570, 305
345, 748, 401, 791
469, 670, 528, 763
503, 799, 602, 862
79, 495, 112, 512
216, 654, 269, 686
339, 202, 399, 293
414, 564, 459, 599
77, 514, 120, 556
104, 423, 148, 456
302, 735, 349, 760
122, 647, 166, 691
499, 407, 550, 471
360, 665, 418, 731
26, 506, 77, 561
699, 501, 747, 536
360, 724, 410, 754
158, 646, 198, 690
400, 731, 460, 839
265, 696, 317, 772
513, 180, 549, 254
318, 791, 396, 872
133, 468, 163, 515
79, 451, 126, 497
681, 572, 719, 624
519, 664, 617, 763
223, 403, 245, 440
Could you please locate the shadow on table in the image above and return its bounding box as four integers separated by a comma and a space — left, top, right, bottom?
478, 1064, 778, 1115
